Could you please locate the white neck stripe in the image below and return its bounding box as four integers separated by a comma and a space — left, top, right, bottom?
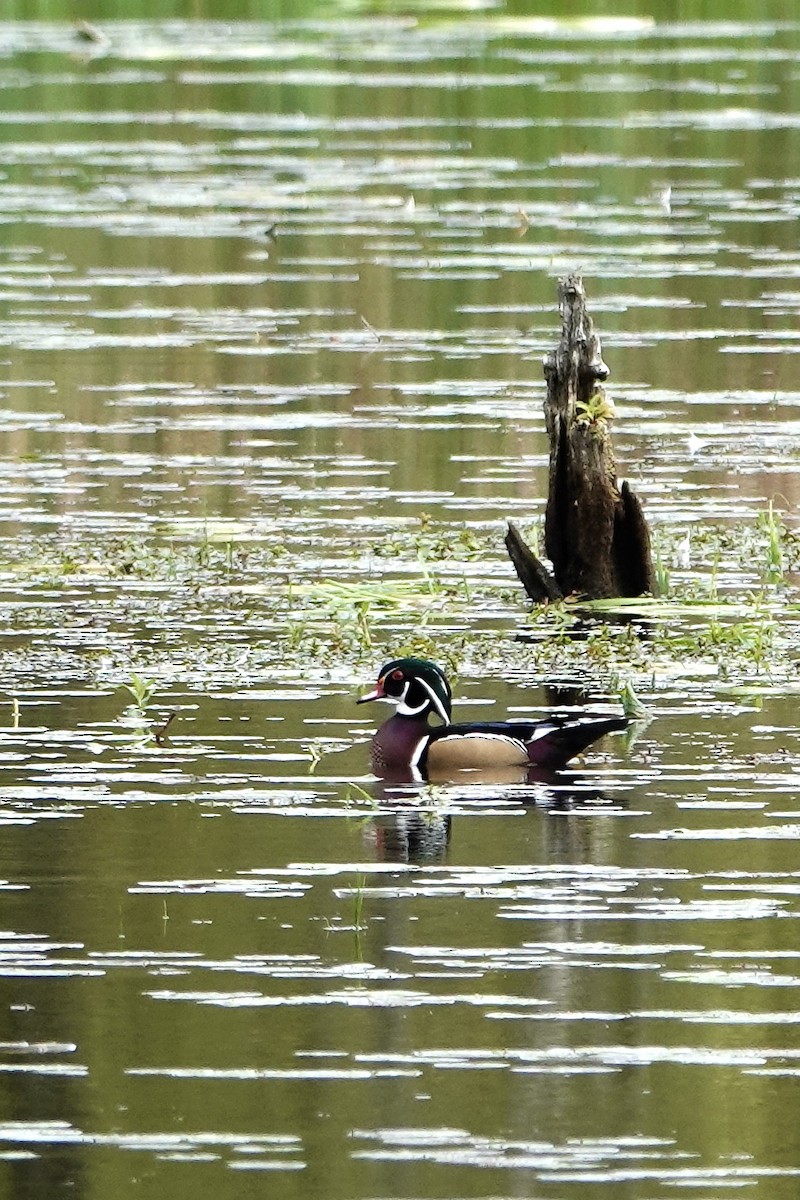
416, 675, 450, 723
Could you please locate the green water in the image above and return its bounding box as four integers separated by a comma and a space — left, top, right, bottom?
0, 4, 799, 1198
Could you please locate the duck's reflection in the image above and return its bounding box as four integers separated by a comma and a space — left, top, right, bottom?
361, 766, 623, 863
364, 807, 452, 863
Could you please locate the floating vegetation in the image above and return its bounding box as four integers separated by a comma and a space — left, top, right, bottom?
0, 511, 795, 699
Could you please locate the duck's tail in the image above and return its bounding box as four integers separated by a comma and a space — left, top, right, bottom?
524, 713, 629, 769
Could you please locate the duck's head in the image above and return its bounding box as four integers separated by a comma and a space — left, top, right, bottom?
358, 657, 452, 723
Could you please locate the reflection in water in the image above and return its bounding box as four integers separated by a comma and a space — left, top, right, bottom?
365, 808, 452, 864
363, 768, 622, 862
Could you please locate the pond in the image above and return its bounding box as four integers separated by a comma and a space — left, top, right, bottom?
1, 3, 800, 1197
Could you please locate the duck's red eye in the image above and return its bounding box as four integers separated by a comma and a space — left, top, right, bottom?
390, 669, 404, 681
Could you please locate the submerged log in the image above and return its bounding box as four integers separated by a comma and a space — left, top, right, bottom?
506, 274, 656, 602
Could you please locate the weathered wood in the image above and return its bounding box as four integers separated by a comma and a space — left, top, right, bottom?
508, 274, 656, 601
614, 480, 656, 597
505, 522, 563, 603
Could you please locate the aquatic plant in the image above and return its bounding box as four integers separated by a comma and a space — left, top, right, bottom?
654, 550, 671, 597
122, 673, 157, 710
352, 873, 366, 934
305, 740, 325, 773
619, 679, 649, 720
0, 508, 795, 722
757, 499, 785, 582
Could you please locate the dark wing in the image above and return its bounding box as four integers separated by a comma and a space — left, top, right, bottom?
513, 714, 629, 768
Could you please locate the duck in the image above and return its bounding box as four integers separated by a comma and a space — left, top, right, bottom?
358, 656, 628, 780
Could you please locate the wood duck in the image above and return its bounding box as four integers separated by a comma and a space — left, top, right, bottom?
358, 657, 628, 780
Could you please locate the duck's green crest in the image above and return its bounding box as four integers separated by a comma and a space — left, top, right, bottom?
358, 657, 453, 723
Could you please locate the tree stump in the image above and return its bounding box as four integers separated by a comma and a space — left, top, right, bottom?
506, 274, 656, 602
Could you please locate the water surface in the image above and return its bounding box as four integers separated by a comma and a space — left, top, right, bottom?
0, 6, 800, 1199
